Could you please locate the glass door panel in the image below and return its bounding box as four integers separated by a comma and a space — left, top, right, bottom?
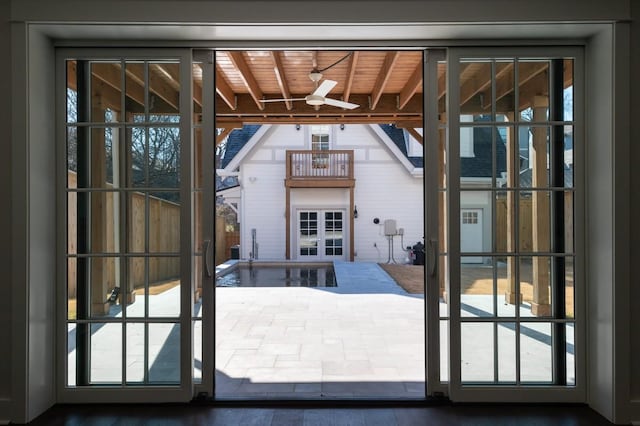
447, 48, 583, 402
60, 49, 193, 401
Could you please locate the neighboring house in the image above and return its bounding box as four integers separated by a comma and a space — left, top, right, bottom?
216, 122, 513, 263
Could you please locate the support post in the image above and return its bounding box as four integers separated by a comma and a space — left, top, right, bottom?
504, 112, 521, 304
531, 95, 551, 316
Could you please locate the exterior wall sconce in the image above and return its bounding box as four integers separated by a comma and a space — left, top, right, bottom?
340, 124, 345, 130
295, 124, 301, 131
354, 206, 358, 218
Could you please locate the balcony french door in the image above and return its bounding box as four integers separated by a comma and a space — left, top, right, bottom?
442, 47, 585, 402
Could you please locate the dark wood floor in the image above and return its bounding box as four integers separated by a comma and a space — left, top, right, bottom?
28, 402, 613, 425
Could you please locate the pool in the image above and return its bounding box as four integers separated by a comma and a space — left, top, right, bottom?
216, 263, 337, 288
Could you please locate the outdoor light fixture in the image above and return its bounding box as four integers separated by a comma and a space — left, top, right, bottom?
340, 124, 345, 130
295, 124, 301, 130
354, 206, 358, 218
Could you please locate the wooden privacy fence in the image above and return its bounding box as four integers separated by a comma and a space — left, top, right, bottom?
68, 172, 180, 298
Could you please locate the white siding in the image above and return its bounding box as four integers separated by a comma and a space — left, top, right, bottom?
235, 123, 424, 262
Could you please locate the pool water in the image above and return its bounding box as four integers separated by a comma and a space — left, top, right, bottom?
217, 264, 337, 288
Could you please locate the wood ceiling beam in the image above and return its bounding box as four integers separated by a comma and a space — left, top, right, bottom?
370, 51, 400, 110
215, 65, 237, 110
269, 51, 293, 111
216, 93, 423, 117
518, 72, 551, 111
484, 62, 548, 109
227, 51, 265, 111
150, 63, 203, 107
217, 116, 423, 126
405, 127, 424, 145
343, 51, 359, 102
459, 62, 496, 107
124, 64, 180, 111
216, 127, 234, 145
398, 63, 423, 110
91, 64, 145, 108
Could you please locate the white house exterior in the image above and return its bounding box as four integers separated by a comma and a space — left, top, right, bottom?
217, 123, 425, 263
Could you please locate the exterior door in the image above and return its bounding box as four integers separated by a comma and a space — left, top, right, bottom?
445, 47, 584, 402
297, 209, 346, 260
57, 48, 196, 402
461, 209, 483, 263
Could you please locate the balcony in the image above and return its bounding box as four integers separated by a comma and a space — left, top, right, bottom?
285, 150, 355, 188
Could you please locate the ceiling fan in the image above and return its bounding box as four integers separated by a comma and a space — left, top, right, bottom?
259, 69, 360, 110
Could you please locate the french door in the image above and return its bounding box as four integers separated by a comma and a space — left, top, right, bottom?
57, 48, 197, 402
296, 209, 346, 260
58, 46, 585, 404
440, 47, 585, 402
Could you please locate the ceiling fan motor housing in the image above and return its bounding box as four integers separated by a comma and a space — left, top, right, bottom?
305, 94, 325, 106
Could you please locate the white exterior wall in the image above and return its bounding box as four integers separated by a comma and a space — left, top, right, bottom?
237, 123, 424, 262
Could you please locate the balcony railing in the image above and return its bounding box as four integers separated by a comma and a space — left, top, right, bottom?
286, 150, 354, 180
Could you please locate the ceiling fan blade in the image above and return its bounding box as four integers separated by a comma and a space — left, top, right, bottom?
259, 98, 306, 103
312, 79, 337, 97
323, 97, 360, 110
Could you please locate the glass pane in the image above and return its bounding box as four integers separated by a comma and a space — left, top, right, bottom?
67, 257, 77, 320
566, 323, 576, 385
149, 191, 181, 253
440, 319, 449, 382
129, 125, 181, 189
124, 62, 145, 119
461, 322, 494, 382
518, 60, 549, 122
71, 128, 120, 189
563, 126, 574, 187
497, 256, 517, 317
497, 322, 516, 383
128, 191, 146, 253
566, 257, 575, 319
149, 62, 181, 116
438, 61, 447, 123
519, 126, 550, 188
67, 323, 77, 386
148, 323, 180, 383
521, 256, 553, 318
495, 60, 515, 118
67, 127, 78, 174
148, 257, 181, 318
194, 319, 202, 383
495, 125, 511, 188
459, 61, 491, 120
90, 322, 122, 383
126, 257, 146, 318
460, 126, 493, 187
563, 190, 574, 254
563, 59, 574, 122
518, 191, 551, 253
520, 322, 552, 382
66, 60, 78, 123
461, 258, 493, 318
126, 322, 145, 383
88, 257, 122, 318
494, 191, 515, 254
193, 62, 203, 117
91, 62, 122, 123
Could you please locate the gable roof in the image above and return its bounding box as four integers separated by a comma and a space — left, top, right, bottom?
220, 125, 262, 168
218, 124, 422, 173
379, 124, 423, 168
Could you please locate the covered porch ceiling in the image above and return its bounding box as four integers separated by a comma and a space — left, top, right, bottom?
79, 49, 569, 136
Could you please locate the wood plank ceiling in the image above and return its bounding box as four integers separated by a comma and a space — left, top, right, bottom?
76, 50, 571, 135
